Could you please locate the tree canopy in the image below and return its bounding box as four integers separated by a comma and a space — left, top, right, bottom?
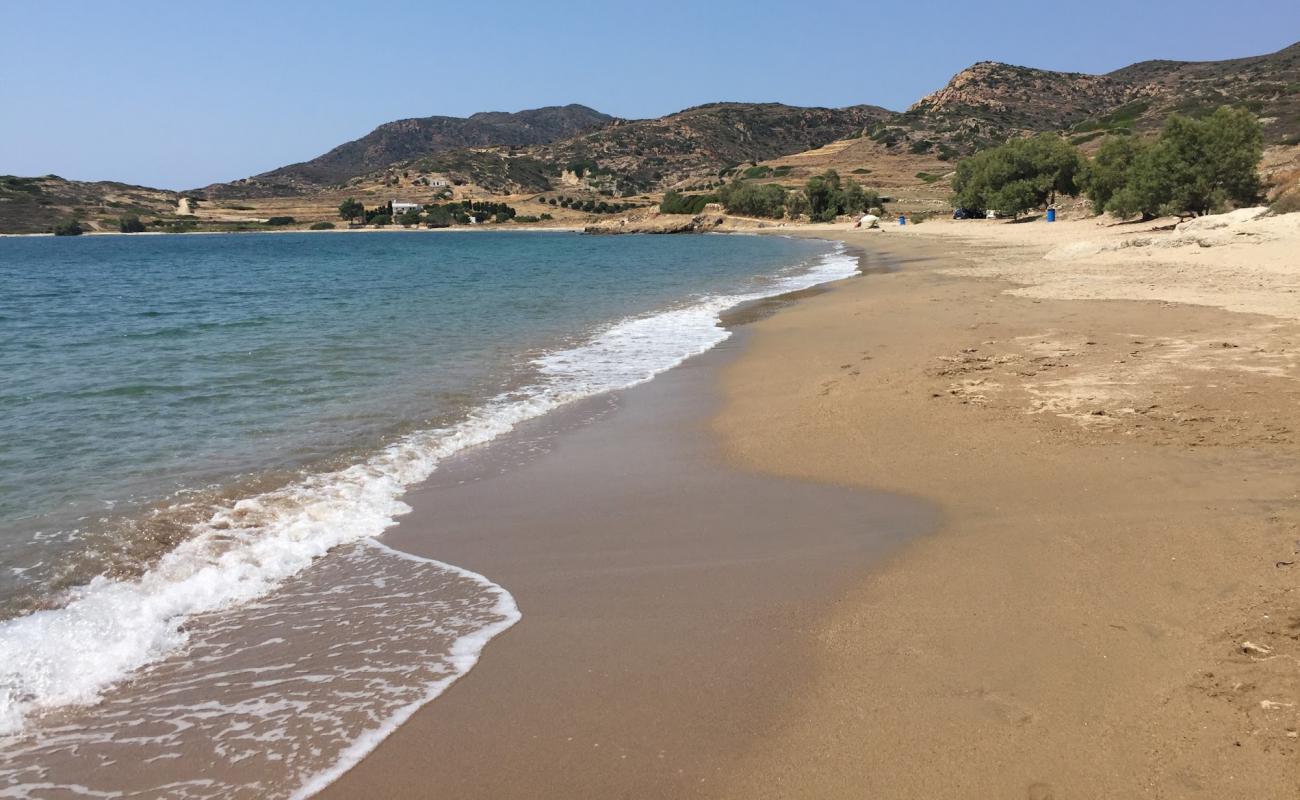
803, 170, 881, 222
1081, 136, 1144, 213
337, 198, 364, 222
1093, 107, 1263, 219
718, 182, 787, 218
952, 133, 1084, 217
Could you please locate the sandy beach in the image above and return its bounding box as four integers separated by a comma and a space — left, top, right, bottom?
312, 210, 1299, 798
7, 8, 1299, 797
716, 215, 1300, 798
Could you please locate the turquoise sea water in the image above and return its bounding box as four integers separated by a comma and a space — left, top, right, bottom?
0, 231, 832, 605
0, 229, 854, 795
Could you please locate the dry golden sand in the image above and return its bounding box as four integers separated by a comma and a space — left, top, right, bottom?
715, 216, 1300, 798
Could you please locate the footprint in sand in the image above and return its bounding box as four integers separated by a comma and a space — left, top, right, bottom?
1028, 782, 1056, 800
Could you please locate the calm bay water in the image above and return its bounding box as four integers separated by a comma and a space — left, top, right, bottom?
0, 231, 832, 602
0, 229, 851, 796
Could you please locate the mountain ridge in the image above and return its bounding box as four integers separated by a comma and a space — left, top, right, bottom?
201, 104, 615, 198
197, 41, 1299, 200
6, 41, 1298, 233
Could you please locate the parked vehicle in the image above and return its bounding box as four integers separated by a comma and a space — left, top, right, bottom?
952, 208, 985, 220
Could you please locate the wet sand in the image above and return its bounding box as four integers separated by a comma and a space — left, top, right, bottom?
318, 299, 937, 798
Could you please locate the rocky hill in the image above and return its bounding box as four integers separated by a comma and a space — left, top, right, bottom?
907, 62, 1132, 143
862, 41, 1300, 160
201, 104, 614, 198
1102, 41, 1300, 141
522, 102, 893, 192
204, 102, 893, 199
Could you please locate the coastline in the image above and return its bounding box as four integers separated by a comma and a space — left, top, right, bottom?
9, 215, 1296, 796
713, 222, 1300, 797
305, 213, 1299, 797
316, 310, 937, 798
0, 231, 873, 797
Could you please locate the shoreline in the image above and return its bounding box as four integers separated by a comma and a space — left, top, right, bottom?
7, 213, 1297, 796
323, 213, 1299, 797
0, 231, 872, 797
317, 304, 937, 798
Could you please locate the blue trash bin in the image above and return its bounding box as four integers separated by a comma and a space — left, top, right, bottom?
898, 215, 906, 226
1046, 208, 1056, 222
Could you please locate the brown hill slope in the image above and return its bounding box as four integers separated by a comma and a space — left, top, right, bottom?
1101, 41, 1300, 141
336, 102, 894, 197
519, 102, 894, 192
200, 104, 614, 198
0, 175, 181, 235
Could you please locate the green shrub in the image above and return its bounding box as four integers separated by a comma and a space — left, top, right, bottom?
371, 214, 391, 227
718, 182, 787, 217
1069, 131, 1105, 146
842, 182, 881, 214
119, 215, 146, 233
786, 191, 810, 218
425, 207, 452, 228
265, 216, 296, 226
52, 220, 84, 236
916, 172, 942, 183
309, 221, 335, 230
397, 208, 422, 227
742, 165, 773, 179
802, 170, 878, 220
659, 190, 716, 215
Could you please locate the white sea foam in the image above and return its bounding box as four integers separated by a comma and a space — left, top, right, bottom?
0, 242, 858, 795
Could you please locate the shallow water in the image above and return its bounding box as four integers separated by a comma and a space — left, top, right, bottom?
0, 230, 856, 797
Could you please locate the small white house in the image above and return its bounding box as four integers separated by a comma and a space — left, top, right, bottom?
428, 176, 449, 188
391, 201, 421, 216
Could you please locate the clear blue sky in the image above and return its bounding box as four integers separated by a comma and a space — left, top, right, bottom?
4, 0, 1297, 190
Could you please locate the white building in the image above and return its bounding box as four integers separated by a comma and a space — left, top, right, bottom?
391, 201, 421, 216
